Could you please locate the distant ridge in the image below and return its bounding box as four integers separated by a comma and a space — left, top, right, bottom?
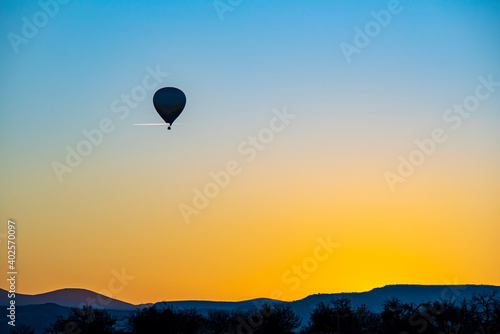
0, 287, 152, 310
1, 285, 498, 331
158, 284, 500, 325
2, 284, 499, 310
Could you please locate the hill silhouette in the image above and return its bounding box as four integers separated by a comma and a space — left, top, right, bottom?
0, 287, 151, 310
1, 284, 499, 332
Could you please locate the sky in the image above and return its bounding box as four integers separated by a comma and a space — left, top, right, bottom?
1, 0, 499, 304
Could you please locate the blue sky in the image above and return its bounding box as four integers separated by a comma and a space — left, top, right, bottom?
1, 0, 499, 302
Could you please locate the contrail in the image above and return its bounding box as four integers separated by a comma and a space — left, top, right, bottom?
133, 123, 184, 125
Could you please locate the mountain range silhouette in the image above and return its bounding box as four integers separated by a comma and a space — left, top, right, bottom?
1, 284, 499, 332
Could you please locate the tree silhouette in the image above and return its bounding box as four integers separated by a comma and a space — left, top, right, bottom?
471, 292, 500, 334
207, 309, 232, 333
353, 304, 380, 332
34, 291, 500, 334
10, 324, 35, 334
45, 305, 116, 334
301, 301, 336, 333
253, 304, 301, 334
127, 305, 204, 334
380, 297, 420, 334
420, 299, 461, 334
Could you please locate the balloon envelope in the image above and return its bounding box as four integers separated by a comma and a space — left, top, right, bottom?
152, 87, 186, 127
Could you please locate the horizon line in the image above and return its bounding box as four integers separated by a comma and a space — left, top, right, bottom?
2, 283, 499, 306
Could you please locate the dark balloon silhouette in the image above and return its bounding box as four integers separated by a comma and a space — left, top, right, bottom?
152, 87, 186, 130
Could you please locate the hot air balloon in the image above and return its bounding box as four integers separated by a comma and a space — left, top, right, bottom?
133, 87, 186, 130
153, 87, 186, 130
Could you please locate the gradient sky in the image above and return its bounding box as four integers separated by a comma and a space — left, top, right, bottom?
1, 0, 499, 304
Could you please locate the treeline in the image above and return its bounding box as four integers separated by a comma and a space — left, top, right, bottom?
11, 292, 500, 334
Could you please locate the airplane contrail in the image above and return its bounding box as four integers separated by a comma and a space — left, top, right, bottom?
133, 123, 184, 126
